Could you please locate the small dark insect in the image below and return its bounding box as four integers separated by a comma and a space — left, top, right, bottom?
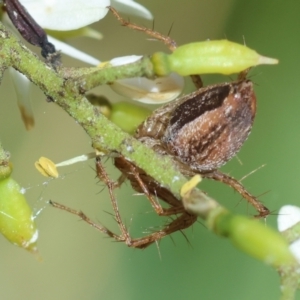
4, 0, 58, 61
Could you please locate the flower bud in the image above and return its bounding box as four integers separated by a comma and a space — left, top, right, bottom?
110, 102, 151, 134
152, 40, 278, 76
0, 177, 38, 253
210, 211, 296, 267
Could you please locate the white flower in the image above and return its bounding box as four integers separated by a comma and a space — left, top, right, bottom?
9, 68, 34, 130
278, 205, 300, 232
111, 0, 152, 20
278, 205, 300, 263
111, 74, 184, 104
19, 0, 152, 30
7, 1, 183, 129
108, 56, 184, 104
13, 1, 152, 62
47, 36, 101, 65
19, 0, 110, 30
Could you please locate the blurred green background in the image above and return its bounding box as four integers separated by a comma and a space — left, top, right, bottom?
0, 0, 299, 299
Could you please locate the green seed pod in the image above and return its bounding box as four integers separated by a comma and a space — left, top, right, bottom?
0, 162, 12, 181
212, 211, 296, 267
0, 177, 38, 253
152, 40, 278, 76
0, 149, 12, 181
110, 102, 151, 134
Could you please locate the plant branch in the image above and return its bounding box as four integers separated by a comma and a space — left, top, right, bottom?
1, 21, 300, 298
0, 21, 196, 204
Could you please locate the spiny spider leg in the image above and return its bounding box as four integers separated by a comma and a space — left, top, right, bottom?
49, 200, 122, 241
203, 170, 270, 218
50, 156, 196, 249
109, 7, 204, 90
132, 212, 197, 249
50, 197, 196, 249
113, 156, 197, 248
109, 6, 177, 51
95, 157, 130, 242
114, 156, 186, 216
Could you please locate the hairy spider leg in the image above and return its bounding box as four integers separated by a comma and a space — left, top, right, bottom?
50, 157, 197, 249
108, 6, 203, 89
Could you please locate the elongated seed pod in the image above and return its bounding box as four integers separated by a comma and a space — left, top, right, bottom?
110, 102, 151, 134
0, 177, 38, 253
152, 40, 278, 76
210, 210, 296, 267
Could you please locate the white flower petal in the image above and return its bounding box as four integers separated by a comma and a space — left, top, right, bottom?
111, 73, 184, 104
111, 0, 153, 19
110, 55, 142, 66
278, 205, 300, 232
20, 0, 110, 30
289, 239, 300, 264
46, 27, 103, 41
108, 55, 184, 104
47, 36, 100, 65
9, 68, 34, 130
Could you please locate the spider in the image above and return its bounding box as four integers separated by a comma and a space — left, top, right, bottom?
51, 8, 270, 249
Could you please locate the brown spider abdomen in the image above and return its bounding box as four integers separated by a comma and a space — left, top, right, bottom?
162, 80, 256, 172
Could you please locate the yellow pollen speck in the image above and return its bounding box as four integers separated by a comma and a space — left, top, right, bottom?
35, 157, 58, 178
180, 175, 202, 198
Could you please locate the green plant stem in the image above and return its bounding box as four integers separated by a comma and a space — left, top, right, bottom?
66, 58, 154, 92
282, 222, 300, 244
0, 22, 192, 203
1, 20, 300, 299
279, 266, 300, 300
0, 141, 12, 179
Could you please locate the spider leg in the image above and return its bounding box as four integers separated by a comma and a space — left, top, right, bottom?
50, 198, 196, 249
108, 6, 203, 89
114, 156, 185, 216
50, 156, 197, 249
109, 6, 177, 51
203, 169, 270, 218
124, 211, 197, 249
113, 156, 197, 247
49, 200, 122, 241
